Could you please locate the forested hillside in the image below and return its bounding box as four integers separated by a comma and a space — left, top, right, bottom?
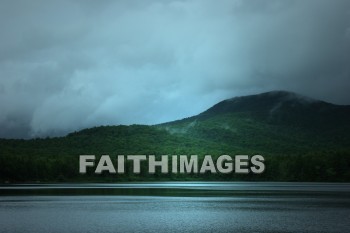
1, 91, 350, 182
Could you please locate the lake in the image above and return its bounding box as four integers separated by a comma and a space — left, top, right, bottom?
1, 182, 350, 233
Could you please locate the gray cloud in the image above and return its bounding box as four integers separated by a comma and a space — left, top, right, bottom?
0, 0, 350, 138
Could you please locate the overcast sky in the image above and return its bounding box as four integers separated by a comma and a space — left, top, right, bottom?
1, 0, 350, 138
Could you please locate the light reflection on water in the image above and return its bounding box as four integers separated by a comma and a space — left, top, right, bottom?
0, 182, 350, 233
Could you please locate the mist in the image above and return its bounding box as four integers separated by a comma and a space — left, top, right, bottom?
1, 0, 349, 138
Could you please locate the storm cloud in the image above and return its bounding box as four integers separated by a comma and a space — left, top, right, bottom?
0, 0, 350, 138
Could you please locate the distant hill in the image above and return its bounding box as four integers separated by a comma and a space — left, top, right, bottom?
159, 91, 350, 154
1, 91, 350, 182
200, 91, 350, 130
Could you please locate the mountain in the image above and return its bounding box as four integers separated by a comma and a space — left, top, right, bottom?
200, 90, 350, 129
165, 90, 350, 129
159, 91, 350, 154
1, 91, 350, 182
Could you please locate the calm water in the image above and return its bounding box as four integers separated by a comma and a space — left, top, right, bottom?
1, 182, 350, 233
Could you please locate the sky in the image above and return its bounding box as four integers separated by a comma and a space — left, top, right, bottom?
0, 0, 350, 139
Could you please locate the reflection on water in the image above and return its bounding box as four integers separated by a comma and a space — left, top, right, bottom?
1, 182, 350, 233
2, 182, 350, 196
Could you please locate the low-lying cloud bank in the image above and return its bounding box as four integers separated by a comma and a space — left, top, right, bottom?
0, 0, 349, 138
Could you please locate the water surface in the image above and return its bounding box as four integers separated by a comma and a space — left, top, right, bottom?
1, 182, 349, 233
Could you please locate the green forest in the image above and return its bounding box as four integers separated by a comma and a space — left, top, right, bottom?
1, 91, 350, 183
